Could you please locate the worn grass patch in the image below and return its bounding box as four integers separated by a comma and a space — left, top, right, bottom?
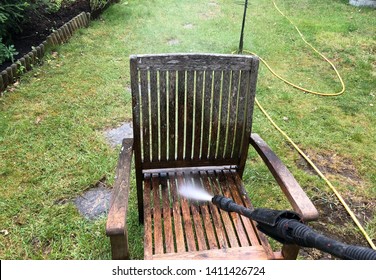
1, 0, 375, 259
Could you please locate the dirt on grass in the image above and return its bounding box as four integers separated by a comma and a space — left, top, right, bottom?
295, 150, 376, 259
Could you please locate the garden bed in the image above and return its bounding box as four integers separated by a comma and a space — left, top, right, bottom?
0, 0, 90, 72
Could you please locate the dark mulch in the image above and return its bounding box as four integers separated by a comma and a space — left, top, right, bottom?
0, 0, 90, 72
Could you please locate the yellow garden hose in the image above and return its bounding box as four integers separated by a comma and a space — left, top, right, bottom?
240, 0, 375, 249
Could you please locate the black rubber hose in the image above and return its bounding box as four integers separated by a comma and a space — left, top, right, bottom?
211, 194, 376, 260
276, 218, 376, 260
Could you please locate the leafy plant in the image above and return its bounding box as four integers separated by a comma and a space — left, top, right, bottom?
0, 39, 19, 64
90, 0, 113, 11
0, 0, 29, 38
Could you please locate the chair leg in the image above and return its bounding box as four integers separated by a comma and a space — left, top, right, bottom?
281, 244, 300, 260
110, 234, 130, 260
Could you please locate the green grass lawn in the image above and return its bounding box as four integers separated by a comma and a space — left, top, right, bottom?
0, 0, 375, 259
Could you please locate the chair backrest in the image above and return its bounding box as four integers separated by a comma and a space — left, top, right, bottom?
130, 53, 259, 174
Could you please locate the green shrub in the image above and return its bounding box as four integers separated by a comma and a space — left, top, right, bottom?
90, 0, 112, 11
0, 38, 19, 64
0, 0, 29, 39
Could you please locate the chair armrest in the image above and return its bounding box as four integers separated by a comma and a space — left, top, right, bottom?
249, 133, 318, 222
106, 138, 134, 236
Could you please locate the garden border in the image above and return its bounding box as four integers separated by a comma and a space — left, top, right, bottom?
0, 12, 91, 94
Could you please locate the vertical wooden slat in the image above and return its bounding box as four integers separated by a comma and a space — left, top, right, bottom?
11, 64, 18, 81
209, 70, 222, 159
184, 174, 207, 251
58, 28, 65, 43
177, 70, 185, 161
169, 174, 186, 252
232, 70, 248, 159
140, 70, 150, 163
143, 175, 153, 259
192, 173, 218, 249
225, 171, 260, 246
32, 49, 38, 64
230, 170, 275, 259
77, 13, 84, 28
67, 22, 74, 36
176, 173, 196, 251
159, 70, 167, 161
201, 171, 228, 248
185, 70, 194, 160
152, 175, 163, 255
130, 56, 144, 223
226, 71, 240, 159
168, 70, 176, 161
218, 70, 231, 159
209, 171, 239, 248
24, 54, 31, 71
239, 60, 259, 175
0, 75, 4, 93
201, 70, 213, 160
161, 175, 174, 253
36, 46, 42, 60
71, 18, 78, 31
6, 67, 13, 84
193, 70, 204, 160
218, 171, 249, 247
150, 70, 159, 162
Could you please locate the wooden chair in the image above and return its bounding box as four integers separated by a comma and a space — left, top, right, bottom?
106, 53, 318, 260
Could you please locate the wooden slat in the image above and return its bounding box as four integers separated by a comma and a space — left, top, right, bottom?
225, 70, 239, 158
106, 138, 134, 236
184, 174, 207, 251
225, 171, 260, 246
201, 70, 213, 160
141, 158, 239, 170
200, 171, 228, 248
168, 174, 186, 253
132, 53, 255, 71
193, 70, 204, 160
161, 175, 174, 253
218, 70, 231, 159
130, 56, 144, 223
143, 175, 153, 259
217, 170, 249, 247
185, 70, 195, 160
168, 70, 176, 161
159, 70, 167, 161
140, 70, 150, 163
176, 173, 196, 251
152, 175, 163, 255
177, 70, 185, 161
209, 70, 222, 159
152, 245, 268, 260
232, 70, 248, 159
192, 173, 218, 249
150, 70, 159, 162
229, 170, 275, 259
209, 171, 239, 248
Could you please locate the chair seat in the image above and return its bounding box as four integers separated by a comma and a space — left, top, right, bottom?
143, 168, 275, 260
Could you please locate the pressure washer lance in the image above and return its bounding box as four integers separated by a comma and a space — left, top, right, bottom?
212, 195, 376, 260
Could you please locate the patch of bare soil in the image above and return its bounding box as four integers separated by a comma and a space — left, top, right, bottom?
296, 150, 362, 184
295, 150, 375, 259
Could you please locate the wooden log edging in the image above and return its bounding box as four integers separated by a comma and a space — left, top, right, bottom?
0, 12, 91, 95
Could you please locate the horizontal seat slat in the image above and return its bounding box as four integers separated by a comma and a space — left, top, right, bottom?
150, 245, 269, 260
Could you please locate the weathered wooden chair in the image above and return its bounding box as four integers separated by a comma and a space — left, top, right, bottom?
106, 53, 318, 260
